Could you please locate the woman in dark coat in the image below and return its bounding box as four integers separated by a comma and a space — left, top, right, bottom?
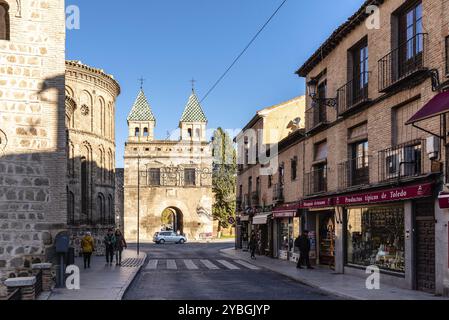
114, 229, 127, 266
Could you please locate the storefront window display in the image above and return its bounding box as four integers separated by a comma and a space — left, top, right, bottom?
278, 218, 300, 260
346, 206, 405, 273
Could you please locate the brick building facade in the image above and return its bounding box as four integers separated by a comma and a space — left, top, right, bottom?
236, 0, 449, 296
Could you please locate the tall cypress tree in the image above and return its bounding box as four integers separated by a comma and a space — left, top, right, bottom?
212, 128, 236, 232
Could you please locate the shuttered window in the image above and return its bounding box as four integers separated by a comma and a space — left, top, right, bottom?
184, 168, 196, 186
149, 168, 161, 186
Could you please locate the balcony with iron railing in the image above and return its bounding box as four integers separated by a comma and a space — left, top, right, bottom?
306, 102, 329, 133
243, 194, 251, 209
337, 72, 371, 116
304, 168, 328, 196
251, 190, 260, 206
378, 33, 428, 92
378, 139, 431, 183
273, 184, 284, 203
236, 196, 243, 211
338, 156, 371, 190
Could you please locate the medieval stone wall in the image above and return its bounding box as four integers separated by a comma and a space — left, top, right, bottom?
65, 61, 120, 254
0, 0, 66, 296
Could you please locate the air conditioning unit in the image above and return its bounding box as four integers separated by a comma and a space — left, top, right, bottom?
426, 136, 439, 160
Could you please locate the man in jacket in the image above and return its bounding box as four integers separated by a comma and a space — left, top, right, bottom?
104, 229, 116, 266
295, 230, 314, 269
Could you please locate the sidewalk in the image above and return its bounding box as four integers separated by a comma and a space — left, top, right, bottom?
220, 247, 447, 300
48, 249, 146, 300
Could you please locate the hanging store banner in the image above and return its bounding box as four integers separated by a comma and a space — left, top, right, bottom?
335, 183, 433, 206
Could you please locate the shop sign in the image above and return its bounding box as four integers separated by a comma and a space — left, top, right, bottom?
301, 198, 333, 209
273, 203, 301, 218
252, 214, 271, 225
438, 192, 449, 209
335, 183, 433, 206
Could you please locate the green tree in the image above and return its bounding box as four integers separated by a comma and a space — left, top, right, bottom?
212, 128, 237, 231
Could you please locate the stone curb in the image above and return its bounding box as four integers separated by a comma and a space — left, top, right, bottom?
219, 248, 356, 301
117, 252, 147, 300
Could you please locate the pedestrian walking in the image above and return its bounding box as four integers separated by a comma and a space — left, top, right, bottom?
81, 231, 95, 269
296, 230, 314, 270
114, 229, 127, 266
249, 231, 257, 260
104, 228, 116, 266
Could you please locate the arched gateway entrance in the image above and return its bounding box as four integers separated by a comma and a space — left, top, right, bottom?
161, 207, 183, 234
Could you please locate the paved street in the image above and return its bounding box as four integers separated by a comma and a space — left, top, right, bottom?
123, 242, 339, 300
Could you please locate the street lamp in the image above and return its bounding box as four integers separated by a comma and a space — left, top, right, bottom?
306, 77, 338, 108
137, 153, 140, 256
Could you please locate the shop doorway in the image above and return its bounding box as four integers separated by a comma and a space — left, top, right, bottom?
414, 200, 435, 293
161, 207, 183, 234
318, 211, 335, 267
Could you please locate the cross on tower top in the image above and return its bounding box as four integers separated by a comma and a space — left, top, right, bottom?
138, 77, 146, 90
190, 78, 197, 91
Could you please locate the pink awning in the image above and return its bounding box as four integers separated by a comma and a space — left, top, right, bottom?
406, 91, 449, 125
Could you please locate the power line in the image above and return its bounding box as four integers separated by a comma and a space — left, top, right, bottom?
200, 0, 288, 103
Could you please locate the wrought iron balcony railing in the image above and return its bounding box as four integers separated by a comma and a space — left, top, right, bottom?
251, 191, 260, 206
378, 33, 428, 92
337, 72, 370, 115
306, 102, 328, 132
273, 184, 284, 203
304, 168, 328, 196
338, 156, 371, 190
378, 139, 429, 183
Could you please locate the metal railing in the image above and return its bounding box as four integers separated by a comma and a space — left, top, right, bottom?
338, 156, 371, 190
306, 102, 328, 132
378, 139, 428, 182
378, 33, 428, 91
1, 288, 21, 301
337, 72, 370, 115
236, 196, 243, 211
251, 191, 260, 206
304, 168, 328, 196
273, 184, 284, 203
34, 270, 43, 298
243, 194, 251, 209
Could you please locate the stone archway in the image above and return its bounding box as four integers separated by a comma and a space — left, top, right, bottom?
161, 207, 183, 234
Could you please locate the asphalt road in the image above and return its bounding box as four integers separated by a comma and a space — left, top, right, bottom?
123, 242, 339, 300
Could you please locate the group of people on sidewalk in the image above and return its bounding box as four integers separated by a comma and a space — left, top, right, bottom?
248, 230, 314, 270
80, 228, 128, 269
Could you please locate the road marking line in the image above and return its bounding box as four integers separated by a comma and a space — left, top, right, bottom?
200, 259, 220, 270
183, 260, 199, 270
167, 260, 177, 270
217, 260, 240, 270
233, 260, 261, 270
146, 260, 158, 270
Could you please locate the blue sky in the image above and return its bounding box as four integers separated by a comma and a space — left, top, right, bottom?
66, 0, 366, 168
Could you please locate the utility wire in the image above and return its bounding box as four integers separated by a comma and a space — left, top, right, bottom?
201, 0, 288, 103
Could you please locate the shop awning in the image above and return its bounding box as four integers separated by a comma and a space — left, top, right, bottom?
273, 203, 301, 218
406, 91, 449, 125
252, 213, 271, 225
